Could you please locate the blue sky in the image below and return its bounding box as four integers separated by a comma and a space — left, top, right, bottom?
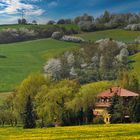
0, 0, 140, 24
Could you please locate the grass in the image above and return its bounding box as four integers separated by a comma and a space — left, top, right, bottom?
0, 24, 80, 30
0, 28, 139, 92
78, 29, 140, 43
0, 124, 139, 140
130, 52, 140, 80
0, 38, 78, 92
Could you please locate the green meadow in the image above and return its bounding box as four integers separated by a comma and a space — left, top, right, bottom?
0, 28, 139, 92
78, 29, 140, 43
0, 39, 78, 92
0, 124, 139, 140
0, 24, 80, 31
130, 52, 140, 80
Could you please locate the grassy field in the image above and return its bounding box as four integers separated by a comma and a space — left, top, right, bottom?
0, 39, 78, 92
78, 29, 140, 43
130, 52, 140, 80
0, 124, 139, 140
0, 29, 139, 92
0, 24, 80, 30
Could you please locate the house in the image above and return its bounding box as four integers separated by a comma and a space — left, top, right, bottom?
93, 87, 139, 124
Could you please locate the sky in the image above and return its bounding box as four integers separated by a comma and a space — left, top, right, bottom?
0, 0, 140, 24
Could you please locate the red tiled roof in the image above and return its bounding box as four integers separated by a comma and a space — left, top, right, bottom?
98, 87, 139, 97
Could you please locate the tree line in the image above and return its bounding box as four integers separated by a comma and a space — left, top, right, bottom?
0, 70, 139, 128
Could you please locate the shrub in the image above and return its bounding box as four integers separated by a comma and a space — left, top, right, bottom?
61, 35, 85, 43
93, 116, 104, 124
135, 36, 140, 43
51, 31, 63, 40
125, 24, 140, 31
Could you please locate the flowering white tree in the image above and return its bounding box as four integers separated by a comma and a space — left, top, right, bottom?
135, 36, 140, 43
44, 58, 62, 80
70, 67, 77, 77
67, 53, 75, 67
116, 48, 129, 64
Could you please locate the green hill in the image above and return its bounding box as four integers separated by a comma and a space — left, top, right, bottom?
0, 39, 78, 92
130, 52, 140, 80
0, 24, 80, 31
78, 29, 140, 43
0, 29, 139, 92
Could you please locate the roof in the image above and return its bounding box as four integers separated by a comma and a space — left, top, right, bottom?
98, 87, 139, 97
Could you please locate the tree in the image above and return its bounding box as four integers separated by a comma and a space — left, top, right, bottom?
23, 95, 36, 128
44, 58, 62, 80
57, 19, 65, 24
14, 73, 47, 122
32, 20, 37, 25
108, 94, 125, 123
22, 18, 27, 24
18, 18, 27, 24
119, 72, 139, 93
102, 11, 110, 23
130, 96, 140, 122
47, 20, 55, 25
40, 80, 79, 126
18, 19, 22, 24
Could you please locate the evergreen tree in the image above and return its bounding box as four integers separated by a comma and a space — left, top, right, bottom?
108, 93, 119, 115
108, 94, 125, 123
23, 96, 36, 128
131, 96, 140, 122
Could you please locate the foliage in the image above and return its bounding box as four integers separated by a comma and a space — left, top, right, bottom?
44, 39, 129, 83
125, 24, 140, 31
108, 95, 126, 123
93, 116, 104, 124
61, 35, 85, 43
0, 24, 79, 44
67, 81, 112, 124
36, 80, 80, 126
51, 31, 63, 40
23, 95, 36, 129
130, 96, 140, 122
119, 71, 139, 93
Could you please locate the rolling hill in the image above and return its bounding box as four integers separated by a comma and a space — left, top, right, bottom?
130, 52, 140, 81
0, 28, 139, 92
78, 29, 140, 43
0, 24, 80, 31
0, 39, 78, 92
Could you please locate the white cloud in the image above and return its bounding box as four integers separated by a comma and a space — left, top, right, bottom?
48, 1, 58, 8
25, 9, 45, 16
0, 0, 44, 16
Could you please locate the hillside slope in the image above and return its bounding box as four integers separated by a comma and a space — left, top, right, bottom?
78, 29, 140, 43
0, 39, 78, 92
130, 52, 140, 81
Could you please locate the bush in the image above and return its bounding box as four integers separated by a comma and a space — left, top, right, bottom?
61, 35, 85, 43
93, 116, 104, 124
125, 24, 140, 31
0, 28, 36, 43
51, 31, 63, 40
135, 36, 140, 43
78, 21, 95, 32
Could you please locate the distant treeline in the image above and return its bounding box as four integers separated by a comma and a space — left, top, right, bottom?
0, 11, 139, 44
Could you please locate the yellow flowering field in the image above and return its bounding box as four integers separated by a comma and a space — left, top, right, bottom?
0, 124, 140, 140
